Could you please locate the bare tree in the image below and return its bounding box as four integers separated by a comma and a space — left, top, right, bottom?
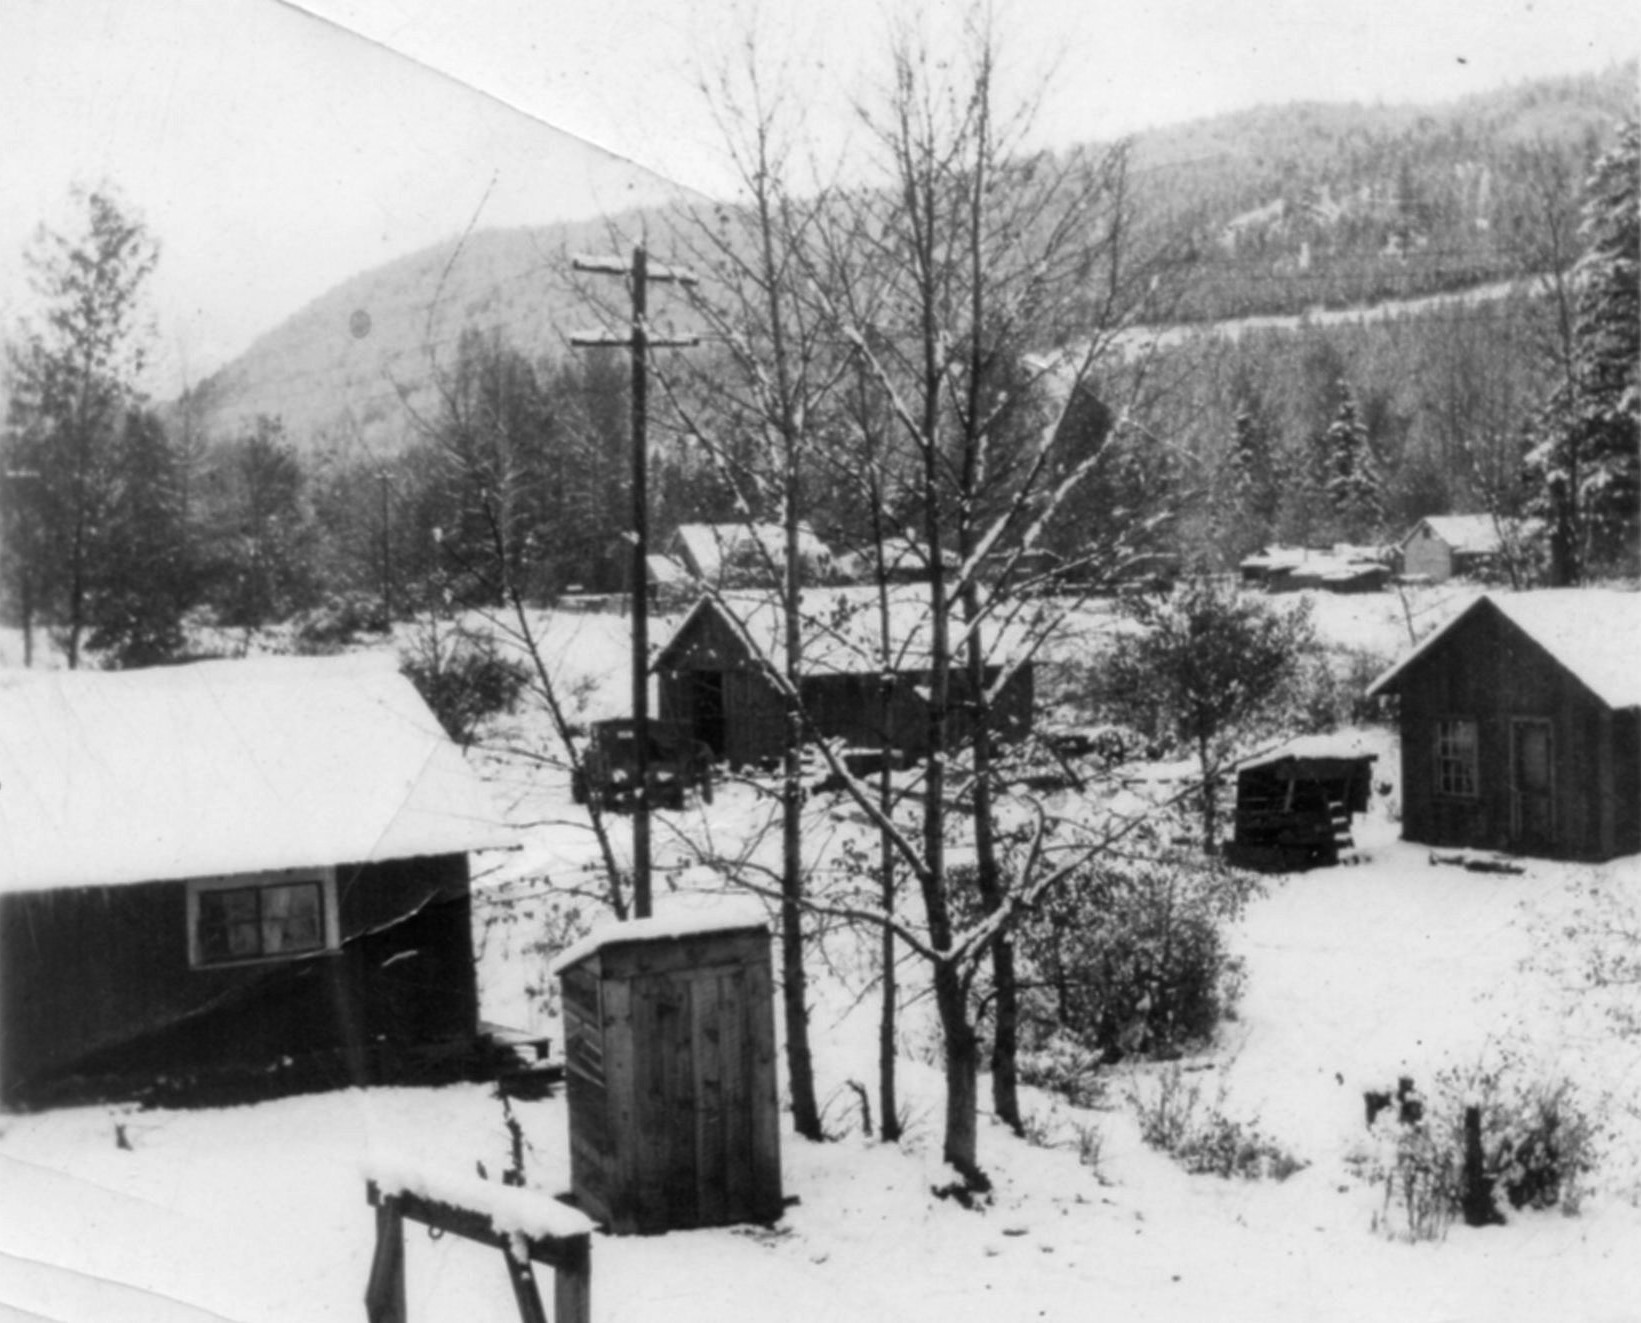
658, 5, 1184, 1186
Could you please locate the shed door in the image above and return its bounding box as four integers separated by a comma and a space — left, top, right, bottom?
1510, 719, 1554, 850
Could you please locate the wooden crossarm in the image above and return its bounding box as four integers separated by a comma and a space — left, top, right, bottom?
365, 1180, 590, 1270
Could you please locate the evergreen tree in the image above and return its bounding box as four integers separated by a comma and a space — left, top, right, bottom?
1525, 116, 1640, 581
87, 407, 193, 666
3, 186, 160, 667
1322, 379, 1384, 542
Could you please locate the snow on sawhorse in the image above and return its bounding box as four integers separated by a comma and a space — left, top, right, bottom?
363, 1154, 595, 1323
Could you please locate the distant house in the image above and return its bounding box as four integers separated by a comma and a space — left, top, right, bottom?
667, 523, 834, 589
1399, 514, 1530, 582
1366, 591, 1641, 861
833, 534, 959, 586
654, 592, 1034, 767
1240, 545, 1389, 594
0, 655, 514, 1109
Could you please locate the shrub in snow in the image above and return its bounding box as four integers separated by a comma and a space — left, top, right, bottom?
400, 624, 529, 747
1431, 1060, 1603, 1217
1126, 1063, 1305, 1182
1017, 854, 1260, 1064
1353, 1060, 1603, 1239
291, 590, 390, 650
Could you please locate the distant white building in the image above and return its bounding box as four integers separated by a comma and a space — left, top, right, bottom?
1399, 514, 1534, 582
666, 523, 834, 589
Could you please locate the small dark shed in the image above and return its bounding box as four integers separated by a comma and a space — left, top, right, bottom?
655, 592, 1034, 768
1226, 739, 1377, 871
552, 908, 783, 1235
0, 655, 513, 1110
1367, 590, 1641, 862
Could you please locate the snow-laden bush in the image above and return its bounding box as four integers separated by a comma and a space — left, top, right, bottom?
1352, 1057, 1604, 1240
1017, 854, 1260, 1064
1126, 1063, 1305, 1181
400, 622, 529, 747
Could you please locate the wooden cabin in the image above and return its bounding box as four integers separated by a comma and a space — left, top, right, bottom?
1226, 739, 1377, 871
0, 655, 513, 1109
654, 592, 1034, 768
1398, 515, 1527, 583
1367, 591, 1641, 861
552, 908, 783, 1235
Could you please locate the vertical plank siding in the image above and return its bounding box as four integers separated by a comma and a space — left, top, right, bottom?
1395, 601, 1639, 861
558, 927, 784, 1233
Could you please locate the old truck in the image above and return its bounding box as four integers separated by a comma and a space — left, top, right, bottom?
570, 718, 715, 812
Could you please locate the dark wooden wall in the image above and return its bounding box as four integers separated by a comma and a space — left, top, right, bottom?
657, 606, 1034, 767
0, 852, 478, 1109
1394, 602, 1638, 861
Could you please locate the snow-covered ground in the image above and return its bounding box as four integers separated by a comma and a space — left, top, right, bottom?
5, 583, 1639, 1322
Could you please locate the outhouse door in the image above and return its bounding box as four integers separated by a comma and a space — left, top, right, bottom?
629, 961, 776, 1230
1509, 718, 1554, 851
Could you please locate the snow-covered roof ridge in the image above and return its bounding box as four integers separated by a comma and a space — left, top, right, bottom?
0, 653, 515, 895
1367, 589, 1641, 709
662, 588, 1038, 675
1403, 513, 1509, 553
548, 898, 768, 974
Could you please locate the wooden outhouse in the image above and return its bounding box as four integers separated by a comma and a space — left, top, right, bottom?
1367, 590, 1641, 861
552, 909, 784, 1234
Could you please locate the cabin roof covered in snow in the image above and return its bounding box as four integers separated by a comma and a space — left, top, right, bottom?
1366, 590, 1641, 709
668, 523, 831, 580
657, 589, 1036, 675
0, 653, 515, 895
1401, 514, 1509, 554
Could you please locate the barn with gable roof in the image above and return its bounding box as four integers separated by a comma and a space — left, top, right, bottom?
1367, 591, 1641, 861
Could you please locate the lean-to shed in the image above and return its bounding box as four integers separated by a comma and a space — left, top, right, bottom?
552, 907, 783, 1234
1367, 590, 1641, 861
1226, 737, 1377, 870
0, 654, 514, 1109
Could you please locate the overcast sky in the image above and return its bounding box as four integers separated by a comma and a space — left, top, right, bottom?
2, 0, 1635, 398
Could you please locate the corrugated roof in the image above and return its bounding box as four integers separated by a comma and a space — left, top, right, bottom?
1366, 590, 1641, 709
0, 653, 515, 895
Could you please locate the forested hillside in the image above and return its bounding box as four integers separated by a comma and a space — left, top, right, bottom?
182, 64, 1636, 460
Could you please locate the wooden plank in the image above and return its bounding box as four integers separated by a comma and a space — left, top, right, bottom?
719, 965, 752, 1219
692, 969, 728, 1226
661, 971, 698, 1229
503, 1254, 549, 1323
553, 1249, 593, 1323
364, 1194, 406, 1323
744, 956, 784, 1220
599, 976, 635, 1229
366, 1183, 590, 1272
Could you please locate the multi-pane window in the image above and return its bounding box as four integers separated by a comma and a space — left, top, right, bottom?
190, 874, 330, 966
1435, 719, 1478, 797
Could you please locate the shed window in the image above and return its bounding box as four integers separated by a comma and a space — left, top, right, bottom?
1435, 719, 1478, 797
188, 870, 337, 967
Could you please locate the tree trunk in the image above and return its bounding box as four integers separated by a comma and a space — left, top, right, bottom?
933, 960, 987, 1189
1198, 734, 1219, 854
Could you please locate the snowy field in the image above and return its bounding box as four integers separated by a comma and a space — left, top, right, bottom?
5, 583, 1641, 1322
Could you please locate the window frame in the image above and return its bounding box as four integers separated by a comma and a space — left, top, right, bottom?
1433, 717, 1480, 799
186, 867, 340, 969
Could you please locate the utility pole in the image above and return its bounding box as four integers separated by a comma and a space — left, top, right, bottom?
572, 244, 697, 919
